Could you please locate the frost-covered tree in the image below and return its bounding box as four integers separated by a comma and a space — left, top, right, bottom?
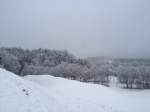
0, 48, 20, 74
0, 47, 88, 76
50, 62, 85, 80
84, 65, 110, 86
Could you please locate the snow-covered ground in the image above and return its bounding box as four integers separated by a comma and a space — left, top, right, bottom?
1, 68, 150, 112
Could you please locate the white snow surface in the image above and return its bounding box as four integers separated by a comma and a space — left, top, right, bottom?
0, 68, 150, 112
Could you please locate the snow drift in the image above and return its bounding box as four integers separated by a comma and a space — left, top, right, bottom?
0, 68, 150, 112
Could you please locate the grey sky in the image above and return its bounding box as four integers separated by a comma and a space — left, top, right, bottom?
0, 0, 150, 58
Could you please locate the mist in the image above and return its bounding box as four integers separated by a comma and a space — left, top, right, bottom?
0, 0, 150, 58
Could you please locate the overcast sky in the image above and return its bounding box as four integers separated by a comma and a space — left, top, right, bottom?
0, 0, 150, 58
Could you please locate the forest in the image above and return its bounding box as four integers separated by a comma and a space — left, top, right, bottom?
0, 47, 150, 89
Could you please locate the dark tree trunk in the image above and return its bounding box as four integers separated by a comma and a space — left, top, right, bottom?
18, 60, 25, 76
0, 57, 2, 65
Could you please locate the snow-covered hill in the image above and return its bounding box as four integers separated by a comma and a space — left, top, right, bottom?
1, 68, 150, 112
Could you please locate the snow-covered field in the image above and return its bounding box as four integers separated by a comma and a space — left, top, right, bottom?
0, 68, 150, 112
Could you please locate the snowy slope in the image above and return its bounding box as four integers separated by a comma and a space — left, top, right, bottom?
1, 68, 150, 112
0, 68, 119, 112
26, 75, 150, 112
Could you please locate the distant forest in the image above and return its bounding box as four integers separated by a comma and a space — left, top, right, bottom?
0, 47, 150, 89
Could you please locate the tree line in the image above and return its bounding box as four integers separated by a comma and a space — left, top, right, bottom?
88, 57, 150, 89
0, 47, 150, 89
